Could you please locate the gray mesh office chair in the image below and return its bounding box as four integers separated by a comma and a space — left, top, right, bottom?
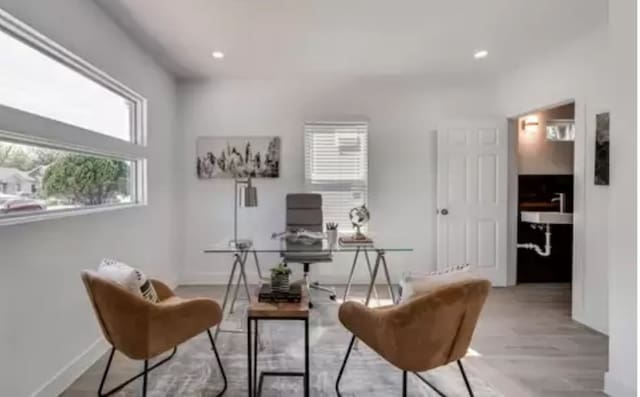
283, 193, 336, 308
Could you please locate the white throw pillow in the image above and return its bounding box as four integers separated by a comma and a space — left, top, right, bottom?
399, 264, 472, 303
97, 258, 159, 302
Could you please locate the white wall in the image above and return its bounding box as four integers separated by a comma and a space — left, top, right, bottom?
0, 1, 179, 396
177, 77, 499, 285
497, 27, 610, 333
605, 0, 637, 395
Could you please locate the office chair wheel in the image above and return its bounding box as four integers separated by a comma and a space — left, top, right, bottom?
330, 294, 337, 301
309, 302, 314, 309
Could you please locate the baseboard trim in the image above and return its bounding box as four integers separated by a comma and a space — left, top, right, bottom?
31, 337, 109, 397
604, 371, 637, 397
571, 313, 609, 336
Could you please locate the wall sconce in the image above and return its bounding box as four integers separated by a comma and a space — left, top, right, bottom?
522, 116, 540, 132
522, 115, 539, 133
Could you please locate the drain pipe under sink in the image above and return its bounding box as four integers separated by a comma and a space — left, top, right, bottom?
517, 224, 552, 257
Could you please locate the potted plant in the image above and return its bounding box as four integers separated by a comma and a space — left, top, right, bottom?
270, 262, 292, 293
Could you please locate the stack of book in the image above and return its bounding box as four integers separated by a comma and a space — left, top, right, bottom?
339, 235, 374, 247
258, 283, 302, 303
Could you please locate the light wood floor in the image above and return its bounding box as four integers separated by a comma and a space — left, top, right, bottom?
466, 283, 607, 397
61, 283, 608, 396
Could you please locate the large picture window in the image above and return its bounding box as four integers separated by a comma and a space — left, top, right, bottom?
304, 122, 368, 232
0, 10, 147, 225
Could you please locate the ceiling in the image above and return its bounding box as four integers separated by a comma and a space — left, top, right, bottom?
96, 0, 608, 81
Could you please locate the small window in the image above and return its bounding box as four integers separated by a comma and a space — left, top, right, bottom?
0, 140, 137, 220
304, 122, 368, 232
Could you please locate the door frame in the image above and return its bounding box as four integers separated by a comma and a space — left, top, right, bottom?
506, 99, 583, 295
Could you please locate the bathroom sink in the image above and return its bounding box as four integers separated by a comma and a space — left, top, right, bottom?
521, 211, 573, 225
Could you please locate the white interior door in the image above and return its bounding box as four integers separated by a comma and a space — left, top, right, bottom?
437, 120, 508, 286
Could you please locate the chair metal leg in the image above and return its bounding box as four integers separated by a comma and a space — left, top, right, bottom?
310, 281, 336, 299
97, 346, 177, 397
291, 262, 335, 309
402, 371, 407, 397
413, 372, 447, 397
458, 360, 474, 397
206, 329, 228, 397
335, 335, 356, 397
303, 265, 314, 308
142, 360, 148, 396
97, 348, 116, 397
336, 336, 468, 397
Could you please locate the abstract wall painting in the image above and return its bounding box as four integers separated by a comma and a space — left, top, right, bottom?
197, 136, 281, 179
594, 112, 610, 186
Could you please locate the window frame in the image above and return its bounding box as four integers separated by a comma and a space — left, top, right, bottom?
0, 129, 147, 226
304, 121, 369, 232
0, 10, 147, 146
0, 9, 148, 227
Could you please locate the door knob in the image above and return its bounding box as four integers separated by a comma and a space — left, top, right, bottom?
440, 209, 449, 215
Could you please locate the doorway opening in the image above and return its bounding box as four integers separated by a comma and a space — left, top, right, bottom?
514, 102, 575, 283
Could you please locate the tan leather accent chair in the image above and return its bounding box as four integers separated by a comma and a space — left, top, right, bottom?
336, 277, 491, 396
81, 270, 227, 397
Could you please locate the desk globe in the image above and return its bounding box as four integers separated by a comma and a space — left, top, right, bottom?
349, 204, 370, 240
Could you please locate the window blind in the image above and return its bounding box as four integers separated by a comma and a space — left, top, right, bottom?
304, 122, 368, 232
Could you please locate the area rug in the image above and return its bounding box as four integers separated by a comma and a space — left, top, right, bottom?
108, 301, 503, 396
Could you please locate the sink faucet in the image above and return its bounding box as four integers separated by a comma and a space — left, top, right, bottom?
551, 192, 566, 213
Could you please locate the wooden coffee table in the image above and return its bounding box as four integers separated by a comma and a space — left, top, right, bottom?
247, 287, 310, 397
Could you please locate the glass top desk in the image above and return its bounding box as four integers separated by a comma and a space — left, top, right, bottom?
204, 239, 413, 340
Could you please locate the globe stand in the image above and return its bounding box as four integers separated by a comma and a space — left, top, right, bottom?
351, 225, 368, 240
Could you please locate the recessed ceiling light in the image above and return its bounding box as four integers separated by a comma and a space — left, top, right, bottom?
474, 50, 489, 59
212, 51, 225, 59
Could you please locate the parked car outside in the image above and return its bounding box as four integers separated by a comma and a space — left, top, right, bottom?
0, 195, 47, 214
